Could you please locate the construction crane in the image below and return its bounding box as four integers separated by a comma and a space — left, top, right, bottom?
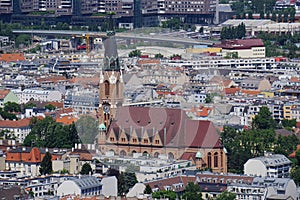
85, 34, 90, 55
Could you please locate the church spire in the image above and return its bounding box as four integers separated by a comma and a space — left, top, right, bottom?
103, 13, 120, 71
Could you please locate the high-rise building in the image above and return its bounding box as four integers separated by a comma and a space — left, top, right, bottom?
142, 0, 217, 25
1, 0, 218, 25
0, 0, 12, 13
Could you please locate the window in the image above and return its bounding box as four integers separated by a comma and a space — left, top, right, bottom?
116, 80, 120, 98
132, 138, 137, 143
207, 152, 212, 168
143, 139, 148, 143
104, 80, 110, 96
121, 138, 126, 142
214, 152, 218, 168
110, 137, 115, 142
155, 139, 160, 144
220, 152, 223, 167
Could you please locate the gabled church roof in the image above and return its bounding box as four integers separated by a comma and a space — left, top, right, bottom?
107, 107, 222, 148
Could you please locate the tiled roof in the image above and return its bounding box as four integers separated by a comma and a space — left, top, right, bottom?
137, 59, 160, 65
0, 53, 25, 62
108, 107, 222, 148
0, 89, 10, 99
290, 77, 300, 83
25, 100, 64, 109
147, 175, 196, 192
289, 144, 300, 158
36, 76, 67, 83
224, 87, 240, 95
0, 118, 31, 128
69, 77, 99, 86
5, 147, 61, 163
70, 149, 94, 161
223, 79, 234, 88
216, 38, 264, 49
56, 115, 77, 125
241, 89, 260, 96
180, 152, 196, 161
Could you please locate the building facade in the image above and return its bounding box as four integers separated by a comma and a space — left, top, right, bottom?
244, 153, 292, 178
56, 176, 102, 197
12, 89, 62, 104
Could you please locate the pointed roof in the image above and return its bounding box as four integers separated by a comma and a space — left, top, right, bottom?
0, 89, 10, 100
108, 107, 222, 148
103, 15, 119, 72
28, 147, 41, 163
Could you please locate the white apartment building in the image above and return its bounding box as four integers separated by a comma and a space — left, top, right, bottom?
57, 176, 102, 197
12, 89, 62, 104
228, 177, 297, 200
163, 57, 277, 70
244, 153, 292, 178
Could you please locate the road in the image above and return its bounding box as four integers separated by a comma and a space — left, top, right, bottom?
12, 29, 219, 46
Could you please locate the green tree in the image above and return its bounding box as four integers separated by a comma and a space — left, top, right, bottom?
0, 109, 17, 120
295, 150, 300, 166
23, 116, 79, 148
144, 184, 152, 194
24, 102, 36, 109
80, 163, 93, 175
291, 167, 300, 186
252, 106, 277, 130
118, 172, 126, 196
152, 190, 176, 200
75, 115, 98, 144
182, 182, 202, 200
15, 34, 31, 47
4, 102, 21, 113
128, 49, 141, 58
124, 171, 138, 192
215, 191, 236, 200
155, 53, 164, 59
282, 118, 297, 129
39, 152, 52, 175
274, 134, 300, 157
118, 171, 138, 195
23, 133, 36, 147
45, 104, 56, 111
161, 18, 182, 30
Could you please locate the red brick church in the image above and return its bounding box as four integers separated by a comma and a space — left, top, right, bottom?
97, 28, 227, 173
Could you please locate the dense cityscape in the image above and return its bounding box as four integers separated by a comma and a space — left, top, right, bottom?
1, 0, 300, 199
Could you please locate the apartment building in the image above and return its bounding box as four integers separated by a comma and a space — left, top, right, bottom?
244, 153, 292, 178
19, 0, 72, 14
0, 0, 12, 13
1, 0, 217, 26
228, 177, 297, 200
12, 88, 62, 104
0, 118, 31, 143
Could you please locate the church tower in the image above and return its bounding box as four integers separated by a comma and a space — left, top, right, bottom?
98, 15, 124, 130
